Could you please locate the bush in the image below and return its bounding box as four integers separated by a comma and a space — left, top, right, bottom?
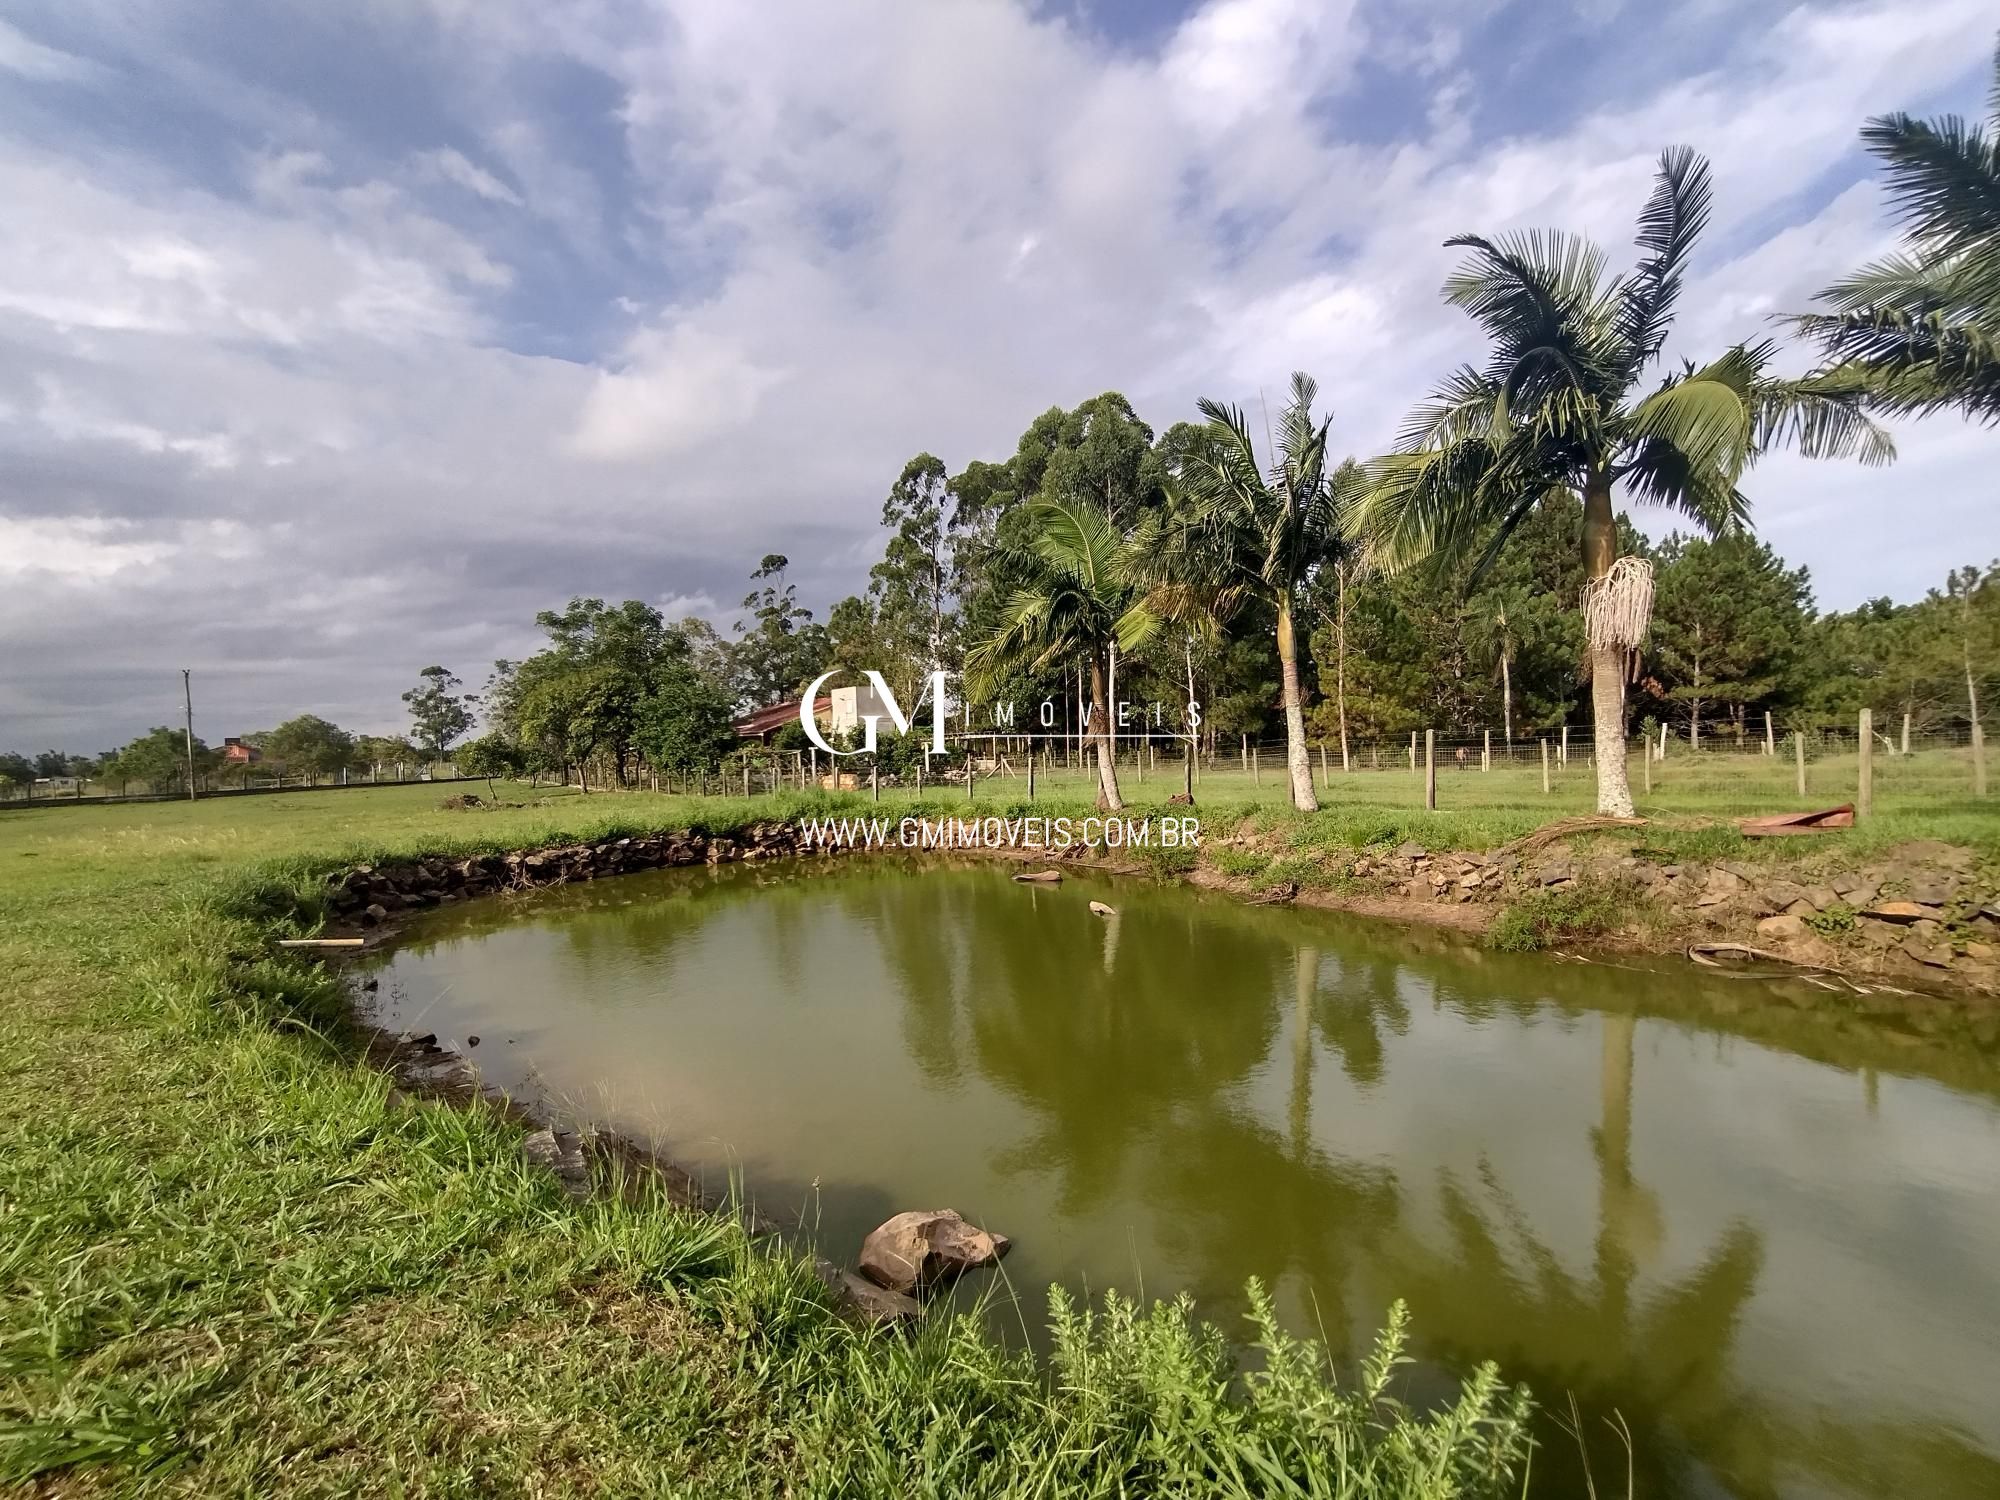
1489, 878, 1632, 952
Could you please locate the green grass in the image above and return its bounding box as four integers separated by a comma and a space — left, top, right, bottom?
0, 782, 1535, 1495
1488, 879, 1641, 953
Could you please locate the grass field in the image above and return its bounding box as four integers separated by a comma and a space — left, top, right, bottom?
0, 782, 1542, 1496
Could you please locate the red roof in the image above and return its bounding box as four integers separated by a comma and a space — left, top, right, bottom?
734, 696, 829, 738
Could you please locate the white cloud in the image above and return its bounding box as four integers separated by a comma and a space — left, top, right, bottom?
411, 146, 524, 206
0, 17, 98, 81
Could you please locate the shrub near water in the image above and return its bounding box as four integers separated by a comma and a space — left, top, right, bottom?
1488, 877, 1634, 952
0, 784, 1537, 1495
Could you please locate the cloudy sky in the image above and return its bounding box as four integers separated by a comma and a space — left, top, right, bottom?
1, 0, 1995, 750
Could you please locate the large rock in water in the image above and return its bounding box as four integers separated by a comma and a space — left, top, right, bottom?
858, 1210, 1011, 1294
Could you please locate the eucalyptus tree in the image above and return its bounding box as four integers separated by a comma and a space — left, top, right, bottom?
966, 499, 1151, 810
1135, 374, 1352, 811
1360, 148, 1890, 815
1794, 40, 2000, 422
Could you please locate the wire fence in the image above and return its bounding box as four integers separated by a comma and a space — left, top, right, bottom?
5, 719, 1988, 820
894, 717, 1992, 818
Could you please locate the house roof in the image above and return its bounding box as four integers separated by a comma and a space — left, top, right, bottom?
733, 696, 828, 738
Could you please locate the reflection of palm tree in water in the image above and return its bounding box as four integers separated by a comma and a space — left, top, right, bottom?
1390, 1007, 1772, 1498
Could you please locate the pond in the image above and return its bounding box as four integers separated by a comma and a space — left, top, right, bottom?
357, 857, 2000, 1499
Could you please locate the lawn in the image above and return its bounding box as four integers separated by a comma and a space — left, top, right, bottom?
0, 783, 1533, 1496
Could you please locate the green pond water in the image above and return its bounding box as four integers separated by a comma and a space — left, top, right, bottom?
359, 858, 2000, 1499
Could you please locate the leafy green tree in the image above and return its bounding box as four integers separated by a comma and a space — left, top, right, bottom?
871, 454, 956, 698
1139, 374, 1350, 810
265, 714, 357, 781
352, 734, 420, 776
0, 752, 33, 796
731, 554, 828, 709
402, 666, 476, 759
967, 499, 1152, 809
1795, 40, 2000, 422
109, 727, 216, 794
454, 732, 525, 795
633, 663, 737, 778
1645, 534, 1814, 745
1362, 147, 1890, 814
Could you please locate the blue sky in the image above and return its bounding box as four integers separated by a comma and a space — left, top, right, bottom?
0, 0, 1995, 746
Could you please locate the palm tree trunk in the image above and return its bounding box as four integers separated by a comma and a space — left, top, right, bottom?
1276, 598, 1319, 812
1089, 651, 1123, 810
1583, 473, 1636, 817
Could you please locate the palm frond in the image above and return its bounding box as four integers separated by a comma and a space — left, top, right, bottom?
1616, 146, 1713, 376
1752, 374, 1896, 463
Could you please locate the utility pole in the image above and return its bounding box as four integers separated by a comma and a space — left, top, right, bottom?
181, 669, 197, 801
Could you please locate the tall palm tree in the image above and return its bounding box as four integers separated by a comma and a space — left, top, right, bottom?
1792, 40, 2000, 422
1135, 373, 1352, 812
1359, 148, 1891, 816
966, 498, 1149, 810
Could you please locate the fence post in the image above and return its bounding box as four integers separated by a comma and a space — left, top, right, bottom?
1252, 745, 1260, 786
1857, 708, 1873, 820
1409, 731, 1417, 775
1560, 725, 1569, 766
1764, 711, 1775, 757
1658, 723, 1667, 761
1319, 742, 1328, 789
1975, 715, 1989, 798
1540, 738, 1550, 794
1424, 730, 1437, 811
872, 764, 880, 803
1642, 735, 1651, 794
1483, 728, 1491, 772
1794, 729, 1806, 797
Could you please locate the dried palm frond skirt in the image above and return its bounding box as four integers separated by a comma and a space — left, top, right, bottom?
1582, 555, 1654, 680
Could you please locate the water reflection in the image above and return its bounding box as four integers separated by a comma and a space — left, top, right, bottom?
364, 859, 2000, 1500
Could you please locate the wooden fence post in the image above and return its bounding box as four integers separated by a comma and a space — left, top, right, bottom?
1027, 739, 1035, 799
872, 764, 880, 803
1424, 729, 1437, 811
1409, 731, 1418, 775
1483, 728, 1491, 772
1857, 708, 1873, 819
743, 764, 751, 798
1658, 723, 1667, 761
1319, 742, 1328, 788
1540, 738, 1550, 794
1794, 729, 1806, 797
1252, 745, 1261, 786
1642, 735, 1651, 794
1560, 725, 1569, 766
1764, 710, 1775, 757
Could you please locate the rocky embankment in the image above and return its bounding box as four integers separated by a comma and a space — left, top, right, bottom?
321, 821, 825, 926
1215, 829, 2000, 994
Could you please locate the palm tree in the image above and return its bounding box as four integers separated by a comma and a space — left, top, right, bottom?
1358, 148, 1891, 816
1794, 38, 2000, 422
1135, 373, 1352, 812
966, 498, 1149, 810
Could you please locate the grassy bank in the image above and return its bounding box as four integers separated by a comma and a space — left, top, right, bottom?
0, 784, 1533, 1496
